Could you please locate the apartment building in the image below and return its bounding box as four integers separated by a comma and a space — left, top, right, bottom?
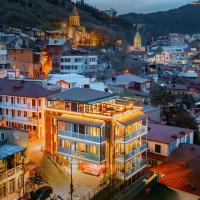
0, 79, 51, 138
45, 87, 148, 185
60, 49, 98, 74
0, 126, 29, 200
7, 49, 34, 77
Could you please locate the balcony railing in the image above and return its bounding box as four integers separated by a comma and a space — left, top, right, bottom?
0, 102, 43, 111
116, 126, 147, 143
58, 130, 105, 143
116, 143, 147, 161
3, 116, 42, 125
58, 147, 105, 163
116, 159, 148, 180
0, 164, 23, 182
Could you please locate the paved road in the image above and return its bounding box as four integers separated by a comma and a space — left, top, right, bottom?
40, 156, 70, 199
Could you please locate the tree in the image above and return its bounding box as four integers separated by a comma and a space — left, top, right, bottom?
151, 86, 176, 106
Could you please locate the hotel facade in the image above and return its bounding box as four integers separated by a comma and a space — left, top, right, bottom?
45, 88, 148, 183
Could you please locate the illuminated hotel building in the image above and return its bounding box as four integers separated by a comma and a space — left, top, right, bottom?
45, 87, 148, 182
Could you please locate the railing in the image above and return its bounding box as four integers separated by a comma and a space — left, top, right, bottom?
58, 147, 105, 163
3, 116, 42, 125
0, 102, 43, 111
116, 159, 148, 180
58, 130, 105, 143
116, 126, 147, 143
0, 165, 23, 182
116, 143, 147, 161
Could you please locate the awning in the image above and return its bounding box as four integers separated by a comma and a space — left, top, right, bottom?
58, 114, 105, 128
116, 111, 147, 126
0, 144, 25, 160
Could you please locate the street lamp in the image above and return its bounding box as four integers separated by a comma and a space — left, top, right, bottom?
21, 155, 25, 198
68, 157, 73, 200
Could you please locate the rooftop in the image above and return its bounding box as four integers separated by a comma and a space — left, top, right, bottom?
106, 74, 150, 86
0, 144, 25, 160
0, 79, 52, 98
151, 144, 200, 196
48, 38, 68, 46
47, 87, 117, 104
148, 123, 193, 144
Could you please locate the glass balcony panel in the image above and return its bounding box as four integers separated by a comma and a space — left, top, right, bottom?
58, 130, 105, 143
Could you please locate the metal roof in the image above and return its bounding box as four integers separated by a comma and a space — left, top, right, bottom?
47, 87, 117, 104
0, 144, 25, 160
0, 79, 52, 98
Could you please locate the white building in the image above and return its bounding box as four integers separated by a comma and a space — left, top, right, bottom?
155, 45, 188, 65
147, 123, 194, 166
0, 79, 51, 138
60, 49, 98, 74
47, 73, 106, 91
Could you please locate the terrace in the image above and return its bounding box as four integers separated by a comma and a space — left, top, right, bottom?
46, 98, 141, 117
46, 87, 142, 117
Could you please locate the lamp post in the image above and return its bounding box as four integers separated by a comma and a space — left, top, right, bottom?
68, 157, 73, 200
21, 155, 25, 198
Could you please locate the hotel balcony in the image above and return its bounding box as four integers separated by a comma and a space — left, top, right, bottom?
116, 126, 147, 143
116, 143, 147, 162
0, 164, 23, 182
58, 130, 105, 143
3, 116, 42, 126
0, 102, 43, 111
58, 147, 105, 164
116, 159, 148, 180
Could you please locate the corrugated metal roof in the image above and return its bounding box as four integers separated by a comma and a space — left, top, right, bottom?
0, 144, 25, 160
47, 87, 117, 104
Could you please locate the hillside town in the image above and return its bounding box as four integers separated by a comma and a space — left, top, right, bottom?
1, 1, 200, 200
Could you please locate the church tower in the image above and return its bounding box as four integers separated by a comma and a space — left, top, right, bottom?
134, 27, 142, 48
69, 5, 80, 27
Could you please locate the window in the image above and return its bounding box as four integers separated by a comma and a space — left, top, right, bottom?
155, 144, 161, 153
38, 99, 42, 107
0, 133, 5, 141
0, 183, 6, 199
24, 111, 27, 117
9, 179, 15, 194
32, 99, 36, 107
79, 125, 85, 134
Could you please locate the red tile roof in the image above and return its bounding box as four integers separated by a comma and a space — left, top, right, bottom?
150, 144, 200, 196
147, 123, 193, 144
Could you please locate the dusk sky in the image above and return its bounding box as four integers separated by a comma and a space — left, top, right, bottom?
83, 0, 193, 14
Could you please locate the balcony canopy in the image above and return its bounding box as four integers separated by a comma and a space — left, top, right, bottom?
58, 114, 105, 128
0, 144, 25, 160
116, 111, 147, 126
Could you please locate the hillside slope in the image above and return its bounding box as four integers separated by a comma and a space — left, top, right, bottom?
0, 0, 133, 41
120, 4, 200, 35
